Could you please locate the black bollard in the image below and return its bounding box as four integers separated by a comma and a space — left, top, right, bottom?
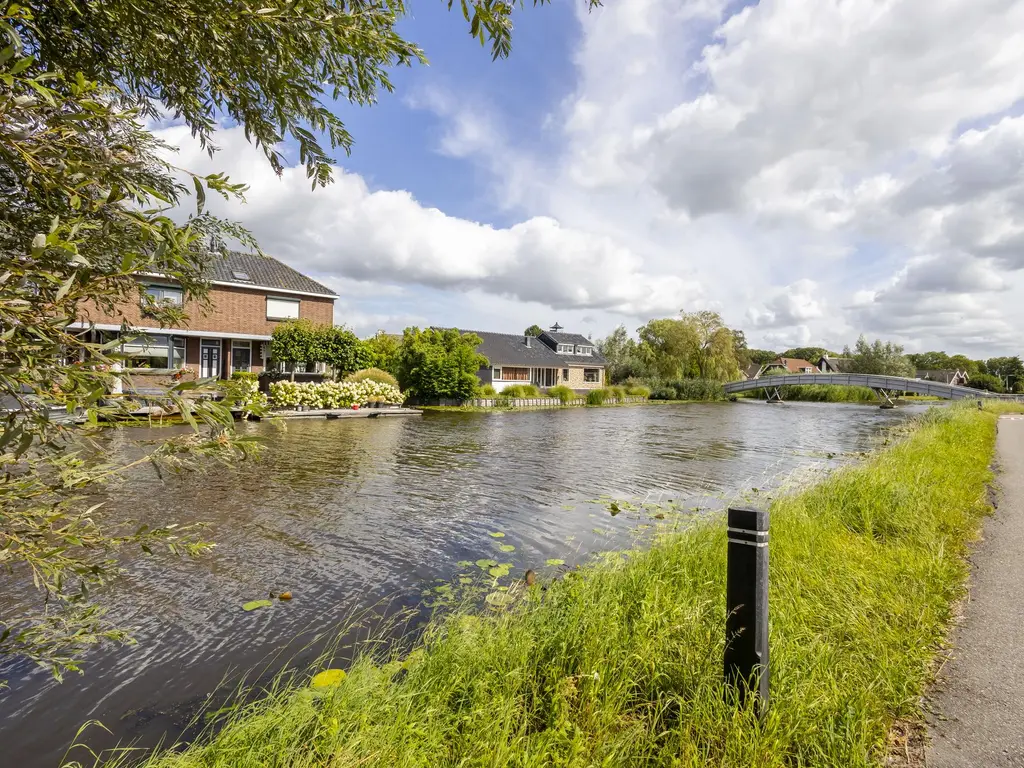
725, 505, 769, 709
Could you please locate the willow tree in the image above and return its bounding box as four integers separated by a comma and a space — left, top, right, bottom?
1, 0, 599, 679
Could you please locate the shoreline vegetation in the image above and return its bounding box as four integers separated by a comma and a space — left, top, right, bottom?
95, 403, 1006, 768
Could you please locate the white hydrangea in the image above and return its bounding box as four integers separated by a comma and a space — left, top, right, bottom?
268, 379, 403, 409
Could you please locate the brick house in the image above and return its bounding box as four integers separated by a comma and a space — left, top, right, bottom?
762, 356, 820, 375
467, 325, 606, 392
71, 252, 336, 380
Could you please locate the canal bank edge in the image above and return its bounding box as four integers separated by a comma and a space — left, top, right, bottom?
106, 403, 1003, 768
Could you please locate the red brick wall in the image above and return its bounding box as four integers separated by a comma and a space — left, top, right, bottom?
79, 281, 335, 336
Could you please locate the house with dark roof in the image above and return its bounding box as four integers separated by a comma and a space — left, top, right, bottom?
72, 251, 337, 379
817, 354, 854, 373
916, 369, 970, 386
461, 324, 606, 392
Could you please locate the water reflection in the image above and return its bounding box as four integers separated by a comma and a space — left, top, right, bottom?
0, 401, 926, 767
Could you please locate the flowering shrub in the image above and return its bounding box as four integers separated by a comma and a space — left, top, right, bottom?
228, 371, 268, 415
268, 379, 404, 409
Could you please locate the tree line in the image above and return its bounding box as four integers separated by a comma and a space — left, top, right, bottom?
592, 313, 1024, 394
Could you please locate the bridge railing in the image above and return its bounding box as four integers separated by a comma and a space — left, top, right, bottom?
722, 373, 1023, 401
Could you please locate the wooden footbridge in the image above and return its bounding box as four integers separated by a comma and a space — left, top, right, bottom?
723, 373, 1021, 406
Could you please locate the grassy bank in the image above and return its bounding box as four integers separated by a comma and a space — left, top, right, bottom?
102, 405, 998, 768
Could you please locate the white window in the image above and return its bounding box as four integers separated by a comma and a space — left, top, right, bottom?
144, 285, 183, 305
231, 340, 252, 373
557, 344, 574, 354
493, 367, 502, 380
122, 334, 185, 369
576, 345, 593, 356
266, 296, 300, 320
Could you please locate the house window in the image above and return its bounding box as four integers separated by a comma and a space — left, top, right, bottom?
497, 366, 529, 381
576, 345, 593, 356
122, 334, 185, 369
493, 367, 501, 380
144, 285, 183, 306
266, 296, 300, 320
231, 340, 252, 373
562, 368, 569, 381
584, 368, 600, 383
557, 344, 574, 354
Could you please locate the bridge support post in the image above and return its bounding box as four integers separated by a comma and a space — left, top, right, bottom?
725, 506, 770, 711
873, 388, 897, 408
763, 386, 783, 403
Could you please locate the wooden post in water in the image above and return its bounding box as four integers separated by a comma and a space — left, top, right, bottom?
725, 506, 770, 710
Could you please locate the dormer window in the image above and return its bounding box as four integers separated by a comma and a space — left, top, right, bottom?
557, 344, 574, 354
576, 345, 593, 356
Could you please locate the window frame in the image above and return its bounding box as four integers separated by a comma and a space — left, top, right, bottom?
583, 367, 601, 383
575, 345, 593, 356
142, 284, 184, 306
266, 296, 300, 320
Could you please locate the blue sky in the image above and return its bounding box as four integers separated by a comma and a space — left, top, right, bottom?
162, 0, 1024, 355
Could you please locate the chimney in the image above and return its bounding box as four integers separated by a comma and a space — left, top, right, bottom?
525, 336, 531, 347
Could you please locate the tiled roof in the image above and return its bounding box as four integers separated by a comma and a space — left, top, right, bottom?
461, 330, 564, 367
207, 251, 336, 297
768, 357, 820, 373
537, 331, 606, 365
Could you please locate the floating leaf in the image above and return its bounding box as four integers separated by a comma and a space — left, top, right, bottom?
498, 544, 515, 552
485, 591, 514, 607
459, 577, 473, 585
489, 565, 511, 578
545, 559, 566, 567
457, 560, 474, 568
242, 599, 273, 612
488, 532, 505, 538
310, 669, 347, 688
476, 558, 498, 569
433, 584, 452, 594
560, 504, 575, 510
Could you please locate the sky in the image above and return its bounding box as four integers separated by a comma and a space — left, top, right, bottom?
156, 0, 1024, 355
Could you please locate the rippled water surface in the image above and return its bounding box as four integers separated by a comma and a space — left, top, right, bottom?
0, 401, 927, 767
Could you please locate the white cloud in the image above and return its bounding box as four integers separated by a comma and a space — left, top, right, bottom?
747, 280, 824, 328
158, 124, 699, 324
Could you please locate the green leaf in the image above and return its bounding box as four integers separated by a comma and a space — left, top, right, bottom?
545, 559, 566, 567
475, 558, 497, 569
487, 531, 505, 538
498, 544, 515, 552
242, 599, 273, 612
488, 565, 510, 578
310, 669, 347, 688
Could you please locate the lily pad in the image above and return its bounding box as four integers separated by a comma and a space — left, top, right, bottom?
242, 599, 273, 612
488, 531, 505, 538
476, 558, 498, 569
310, 669, 347, 688
489, 564, 511, 578
457, 560, 474, 568
498, 544, 516, 552
459, 577, 473, 585
545, 558, 566, 566
485, 591, 515, 607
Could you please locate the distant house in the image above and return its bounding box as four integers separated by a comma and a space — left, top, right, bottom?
763, 357, 820, 374
742, 363, 766, 380
465, 325, 606, 392
917, 369, 970, 386
817, 354, 854, 373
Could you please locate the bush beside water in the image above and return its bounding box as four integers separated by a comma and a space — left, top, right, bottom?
118, 405, 1001, 767
268, 379, 403, 409
648, 378, 725, 401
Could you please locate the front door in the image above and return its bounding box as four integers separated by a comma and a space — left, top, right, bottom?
200, 341, 221, 379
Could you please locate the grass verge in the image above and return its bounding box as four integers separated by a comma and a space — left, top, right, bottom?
97, 404, 998, 768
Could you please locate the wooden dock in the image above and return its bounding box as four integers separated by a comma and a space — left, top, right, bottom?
265, 407, 422, 420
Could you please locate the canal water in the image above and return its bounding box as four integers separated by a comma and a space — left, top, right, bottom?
0, 401, 927, 767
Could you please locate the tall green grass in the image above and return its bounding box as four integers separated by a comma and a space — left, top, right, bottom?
99, 405, 997, 768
